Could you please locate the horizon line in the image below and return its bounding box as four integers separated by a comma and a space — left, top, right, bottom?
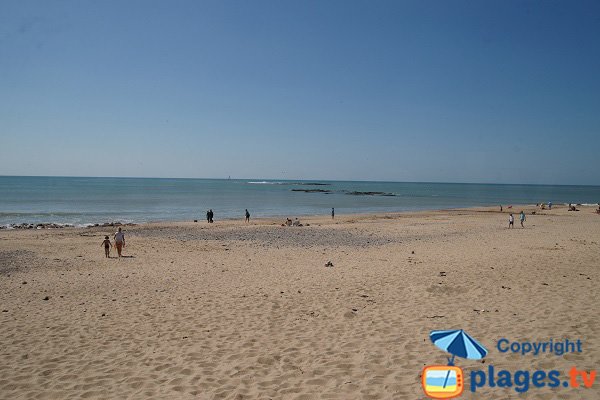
1, 174, 599, 188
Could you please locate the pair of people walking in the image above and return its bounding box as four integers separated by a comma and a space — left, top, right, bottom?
100, 227, 126, 258
509, 211, 526, 228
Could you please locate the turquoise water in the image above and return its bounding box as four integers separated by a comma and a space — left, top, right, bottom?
1, 176, 599, 226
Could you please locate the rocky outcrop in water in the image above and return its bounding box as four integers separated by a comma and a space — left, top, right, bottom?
291, 189, 332, 193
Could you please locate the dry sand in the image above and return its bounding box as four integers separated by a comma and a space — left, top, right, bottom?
1, 206, 598, 399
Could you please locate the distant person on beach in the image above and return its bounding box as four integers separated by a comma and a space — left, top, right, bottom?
114, 227, 125, 257
500, 205, 503, 212
548, 201, 552, 210
101, 236, 112, 258
206, 210, 210, 223
245, 209, 250, 222
519, 211, 526, 228
332, 208, 335, 219
209, 209, 214, 223
508, 213, 514, 228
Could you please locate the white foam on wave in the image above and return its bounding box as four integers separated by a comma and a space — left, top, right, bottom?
247, 181, 285, 185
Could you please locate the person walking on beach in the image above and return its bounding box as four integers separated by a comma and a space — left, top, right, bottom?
519, 211, 526, 228
331, 207, 335, 219
114, 227, 125, 257
101, 236, 112, 258
245, 209, 250, 223
508, 213, 514, 228
209, 209, 214, 223
206, 210, 210, 223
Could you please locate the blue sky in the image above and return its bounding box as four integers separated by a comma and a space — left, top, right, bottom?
1, 1, 599, 184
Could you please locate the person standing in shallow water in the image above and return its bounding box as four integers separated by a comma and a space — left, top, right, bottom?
331, 207, 335, 219
245, 209, 250, 223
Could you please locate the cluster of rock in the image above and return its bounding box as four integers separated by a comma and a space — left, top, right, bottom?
290, 189, 397, 196
1, 221, 136, 230
87, 222, 132, 228
291, 189, 332, 193
1, 223, 75, 230
344, 191, 396, 196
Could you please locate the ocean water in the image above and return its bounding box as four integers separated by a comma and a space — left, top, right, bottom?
1, 176, 599, 227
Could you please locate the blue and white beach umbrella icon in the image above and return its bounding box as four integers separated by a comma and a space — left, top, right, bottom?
430, 329, 488, 364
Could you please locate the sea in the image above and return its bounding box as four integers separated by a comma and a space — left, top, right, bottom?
1, 176, 599, 227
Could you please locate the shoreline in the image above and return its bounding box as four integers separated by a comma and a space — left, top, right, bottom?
2, 203, 597, 231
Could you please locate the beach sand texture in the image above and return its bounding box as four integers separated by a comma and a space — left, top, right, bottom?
1, 206, 598, 399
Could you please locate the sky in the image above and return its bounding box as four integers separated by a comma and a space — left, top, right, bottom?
1, 0, 599, 185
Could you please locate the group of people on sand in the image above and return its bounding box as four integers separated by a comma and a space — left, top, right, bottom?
282, 208, 334, 227
99, 208, 254, 258
283, 218, 303, 227
100, 207, 340, 257
502, 200, 600, 228
199, 208, 338, 225
100, 227, 126, 258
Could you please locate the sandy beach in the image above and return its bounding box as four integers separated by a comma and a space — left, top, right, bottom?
0, 205, 598, 399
